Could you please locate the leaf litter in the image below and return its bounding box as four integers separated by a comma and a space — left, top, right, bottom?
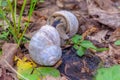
1, 0, 120, 80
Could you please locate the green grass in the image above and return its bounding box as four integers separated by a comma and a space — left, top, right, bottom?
0, 0, 38, 46
0, 30, 9, 40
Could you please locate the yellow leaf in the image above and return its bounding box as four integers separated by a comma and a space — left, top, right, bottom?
14, 56, 38, 80
14, 56, 60, 80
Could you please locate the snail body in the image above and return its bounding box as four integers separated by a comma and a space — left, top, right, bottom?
29, 25, 62, 66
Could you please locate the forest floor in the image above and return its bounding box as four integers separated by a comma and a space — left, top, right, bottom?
0, 0, 120, 80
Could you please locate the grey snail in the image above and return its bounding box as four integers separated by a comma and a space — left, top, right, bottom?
47, 10, 79, 40
29, 11, 79, 66
29, 25, 62, 66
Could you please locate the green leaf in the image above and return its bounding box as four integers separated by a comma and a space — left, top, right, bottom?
1, 1, 8, 7
15, 56, 60, 80
71, 34, 82, 44
15, 56, 38, 80
21, 36, 28, 43
95, 48, 108, 52
0, 13, 3, 19
76, 46, 86, 57
114, 40, 120, 46
0, 31, 9, 40
20, 68, 41, 80
80, 40, 96, 49
95, 65, 120, 80
37, 67, 60, 77
73, 45, 79, 50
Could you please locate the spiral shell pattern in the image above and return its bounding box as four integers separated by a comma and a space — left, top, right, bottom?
29, 25, 62, 66
47, 10, 79, 39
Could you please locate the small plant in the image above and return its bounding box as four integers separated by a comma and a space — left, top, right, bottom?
0, 0, 9, 19
14, 56, 60, 80
0, 0, 38, 46
114, 40, 120, 46
94, 65, 120, 80
0, 30, 9, 40
71, 34, 108, 57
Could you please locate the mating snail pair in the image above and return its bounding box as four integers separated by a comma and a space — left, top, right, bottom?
29, 11, 79, 66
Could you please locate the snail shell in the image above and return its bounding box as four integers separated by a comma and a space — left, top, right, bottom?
29, 25, 62, 66
47, 10, 79, 40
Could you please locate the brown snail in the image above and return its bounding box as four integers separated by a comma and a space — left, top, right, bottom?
29, 25, 62, 66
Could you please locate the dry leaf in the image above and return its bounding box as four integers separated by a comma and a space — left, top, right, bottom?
22, 16, 35, 23
82, 26, 99, 40
0, 43, 17, 67
87, 0, 120, 29
94, 0, 118, 12
0, 68, 2, 77
88, 30, 108, 43
0, 43, 18, 80
109, 28, 120, 42
0, 67, 13, 80
97, 44, 120, 67
56, 0, 80, 10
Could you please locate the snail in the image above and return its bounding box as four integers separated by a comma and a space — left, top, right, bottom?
47, 10, 79, 43
29, 11, 79, 66
29, 25, 62, 66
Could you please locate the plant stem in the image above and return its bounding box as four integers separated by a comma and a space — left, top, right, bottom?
7, 0, 17, 35
17, 0, 37, 46
17, 0, 27, 36
0, 9, 18, 42
14, 0, 17, 32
